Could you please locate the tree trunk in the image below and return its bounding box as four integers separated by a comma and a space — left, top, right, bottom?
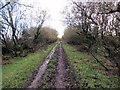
1, 34, 8, 48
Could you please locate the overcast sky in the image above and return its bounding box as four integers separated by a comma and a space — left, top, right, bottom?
3, 0, 118, 38
19, 0, 68, 38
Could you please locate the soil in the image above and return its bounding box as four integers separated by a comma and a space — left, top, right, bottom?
23, 42, 79, 89
54, 42, 79, 89
23, 44, 58, 88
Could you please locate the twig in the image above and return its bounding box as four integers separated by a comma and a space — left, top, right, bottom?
0, 2, 10, 10
90, 52, 109, 71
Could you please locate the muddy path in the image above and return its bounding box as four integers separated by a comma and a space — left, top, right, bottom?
55, 42, 79, 89
24, 43, 58, 88
24, 42, 79, 89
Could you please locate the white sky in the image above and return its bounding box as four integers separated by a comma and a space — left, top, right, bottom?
12, 0, 119, 38
20, 0, 68, 38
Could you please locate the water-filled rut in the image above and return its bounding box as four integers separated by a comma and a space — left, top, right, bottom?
27, 44, 58, 88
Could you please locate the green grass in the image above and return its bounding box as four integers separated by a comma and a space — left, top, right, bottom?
2, 44, 54, 88
0, 66, 2, 90
63, 44, 120, 88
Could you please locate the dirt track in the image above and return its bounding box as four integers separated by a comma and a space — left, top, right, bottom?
24, 42, 79, 89
55, 42, 79, 89
25, 43, 58, 88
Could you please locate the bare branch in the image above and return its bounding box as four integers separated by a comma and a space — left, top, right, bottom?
0, 2, 10, 10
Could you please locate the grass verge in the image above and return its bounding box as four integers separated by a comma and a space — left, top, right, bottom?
2, 44, 54, 88
63, 44, 120, 88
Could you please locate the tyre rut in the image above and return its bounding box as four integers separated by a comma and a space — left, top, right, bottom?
27, 43, 58, 88
55, 42, 79, 89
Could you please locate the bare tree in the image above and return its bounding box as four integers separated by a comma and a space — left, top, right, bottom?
33, 10, 48, 43
0, 1, 27, 45
100, 2, 120, 14
0, 0, 29, 56
63, 1, 120, 71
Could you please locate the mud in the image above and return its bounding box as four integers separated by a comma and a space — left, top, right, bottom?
23, 42, 79, 89
55, 42, 79, 89
24, 44, 58, 88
